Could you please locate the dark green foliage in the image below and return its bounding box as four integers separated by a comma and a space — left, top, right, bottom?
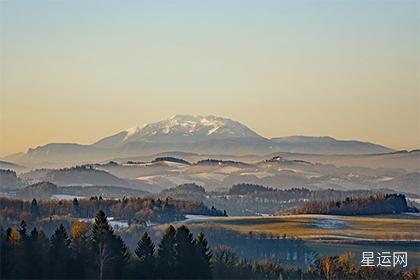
157, 225, 178, 278
294, 194, 415, 215
174, 225, 198, 278
1, 227, 17, 279
26, 228, 49, 279
0, 196, 224, 224
72, 198, 81, 217
135, 232, 155, 278
229, 183, 273, 195
30, 199, 40, 218
195, 232, 212, 279
18, 220, 27, 238
211, 245, 239, 279
91, 210, 128, 279
71, 223, 91, 279
49, 224, 73, 279
1, 219, 417, 280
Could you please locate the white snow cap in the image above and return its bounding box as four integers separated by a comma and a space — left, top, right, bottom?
122, 114, 262, 142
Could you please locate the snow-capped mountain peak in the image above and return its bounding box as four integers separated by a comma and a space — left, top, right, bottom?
94, 115, 263, 148
126, 115, 261, 140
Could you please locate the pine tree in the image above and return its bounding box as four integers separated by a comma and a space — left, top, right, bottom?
195, 232, 212, 279
135, 232, 155, 278
175, 225, 197, 278
91, 210, 128, 279
0, 227, 16, 279
50, 224, 73, 279
30, 198, 40, 218
157, 225, 177, 279
112, 235, 130, 278
25, 227, 49, 279
71, 221, 91, 279
212, 245, 238, 279
18, 220, 27, 239
92, 210, 114, 280
14, 220, 30, 278
72, 198, 81, 217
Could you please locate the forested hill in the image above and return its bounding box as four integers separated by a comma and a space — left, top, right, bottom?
0, 196, 226, 225
292, 194, 418, 215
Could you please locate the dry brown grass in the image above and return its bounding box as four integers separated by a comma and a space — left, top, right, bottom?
188, 214, 420, 241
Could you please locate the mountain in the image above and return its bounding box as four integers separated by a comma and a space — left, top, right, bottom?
0, 160, 28, 173
93, 115, 263, 148
270, 136, 393, 155
5, 115, 397, 166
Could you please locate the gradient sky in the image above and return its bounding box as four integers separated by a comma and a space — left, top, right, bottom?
1, 0, 419, 156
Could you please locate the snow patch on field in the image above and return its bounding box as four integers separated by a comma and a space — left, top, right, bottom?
51, 194, 85, 200
216, 166, 243, 174
369, 176, 393, 183
310, 218, 348, 230
79, 217, 129, 229
241, 171, 274, 178
191, 173, 227, 182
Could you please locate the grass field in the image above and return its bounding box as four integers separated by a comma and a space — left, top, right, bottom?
185, 214, 420, 241
183, 214, 420, 268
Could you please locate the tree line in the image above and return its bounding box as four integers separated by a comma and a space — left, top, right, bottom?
1, 210, 419, 280
292, 194, 418, 215
0, 196, 226, 226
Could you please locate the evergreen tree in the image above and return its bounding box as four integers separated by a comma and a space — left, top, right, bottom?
0, 227, 16, 279
157, 225, 177, 279
92, 210, 114, 280
49, 224, 73, 279
91, 210, 128, 279
24, 228, 49, 279
212, 245, 238, 279
18, 220, 27, 239
71, 221, 91, 279
112, 235, 130, 278
135, 232, 156, 278
14, 220, 30, 278
30, 198, 41, 218
195, 232, 212, 279
175, 225, 197, 278
72, 198, 81, 217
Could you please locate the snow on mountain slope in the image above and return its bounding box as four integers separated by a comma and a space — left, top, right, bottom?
9, 115, 400, 166
94, 115, 263, 148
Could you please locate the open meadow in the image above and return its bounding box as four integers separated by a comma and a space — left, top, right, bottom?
181, 214, 420, 269
184, 214, 420, 241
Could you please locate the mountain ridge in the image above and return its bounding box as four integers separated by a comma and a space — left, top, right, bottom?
93, 115, 263, 148
3, 115, 396, 165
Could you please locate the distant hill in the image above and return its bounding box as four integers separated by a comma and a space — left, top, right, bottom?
43, 165, 128, 186
0, 161, 28, 173
19, 165, 156, 193
152, 157, 190, 165
274, 149, 420, 172
270, 136, 393, 154
16, 181, 58, 199
5, 115, 397, 165
0, 169, 23, 189
160, 183, 207, 201
292, 194, 418, 215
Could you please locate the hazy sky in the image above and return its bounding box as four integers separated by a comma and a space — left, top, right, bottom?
1, 0, 419, 156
